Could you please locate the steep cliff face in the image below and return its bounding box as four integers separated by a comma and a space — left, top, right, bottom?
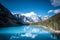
0, 4, 23, 27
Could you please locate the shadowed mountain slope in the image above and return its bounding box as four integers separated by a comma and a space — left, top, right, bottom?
31, 13, 60, 30
0, 4, 23, 27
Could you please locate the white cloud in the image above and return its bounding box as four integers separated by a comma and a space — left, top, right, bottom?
54, 9, 60, 13
51, 0, 60, 7
21, 12, 37, 17
48, 10, 53, 13
48, 9, 60, 14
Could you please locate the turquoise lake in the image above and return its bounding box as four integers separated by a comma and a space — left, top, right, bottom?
0, 25, 58, 40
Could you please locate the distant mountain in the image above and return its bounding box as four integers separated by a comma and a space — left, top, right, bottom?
0, 4, 23, 27
14, 14, 42, 23
29, 15, 42, 22
31, 13, 60, 30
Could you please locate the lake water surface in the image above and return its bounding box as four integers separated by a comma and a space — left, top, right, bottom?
0, 25, 58, 40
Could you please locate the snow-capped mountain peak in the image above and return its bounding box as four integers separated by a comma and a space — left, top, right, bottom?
14, 12, 42, 24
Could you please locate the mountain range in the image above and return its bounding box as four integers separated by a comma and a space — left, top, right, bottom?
1, 3, 60, 30
0, 4, 42, 27
14, 14, 42, 23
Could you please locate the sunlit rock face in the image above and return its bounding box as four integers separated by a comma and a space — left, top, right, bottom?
14, 14, 31, 24
14, 14, 42, 24
0, 4, 23, 27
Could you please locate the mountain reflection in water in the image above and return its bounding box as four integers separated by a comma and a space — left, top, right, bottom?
0, 25, 57, 40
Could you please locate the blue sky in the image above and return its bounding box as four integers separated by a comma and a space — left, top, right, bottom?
0, 0, 60, 17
